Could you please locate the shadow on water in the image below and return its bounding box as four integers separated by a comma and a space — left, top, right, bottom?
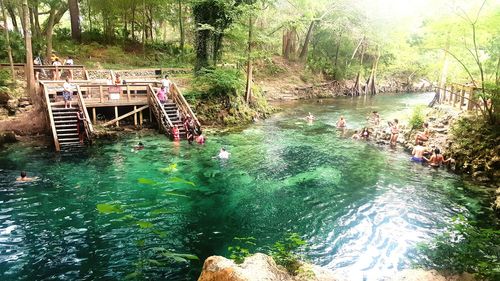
0, 93, 497, 281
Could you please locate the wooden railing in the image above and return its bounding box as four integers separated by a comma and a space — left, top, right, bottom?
34, 65, 88, 80
39, 81, 60, 151
171, 83, 201, 129
435, 83, 479, 111
147, 85, 174, 136
76, 85, 94, 143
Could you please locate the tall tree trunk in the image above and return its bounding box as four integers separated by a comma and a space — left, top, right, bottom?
32, 2, 41, 39
45, 9, 56, 60
178, 0, 184, 55
245, 15, 254, 103
68, 0, 81, 42
299, 20, 315, 61
131, 6, 136, 40
430, 35, 450, 107
365, 47, 380, 95
351, 42, 365, 96
333, 29, 343, 79
6, 4, 18, 33
22, 0, 35, 102
1, 0, 15, 80
18, 5, 25, 35
195, 29, 209, 71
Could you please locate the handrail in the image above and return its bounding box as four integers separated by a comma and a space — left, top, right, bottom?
147, 85, 174, 134
171, 83, 201, 128
76, 85, 94, 138
40, 82, 60, 151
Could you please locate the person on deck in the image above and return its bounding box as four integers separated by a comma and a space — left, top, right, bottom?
424, 148, 453, 168
114, 74, 122, 85
336, 116, 346, 128
415, 122, 431, 144
389, 119, 399, 145
77, 110, 86, 144
63, 78, 73, 109
52, 58, 62, 80
411, 141, 426, 163
157, 86, 167, 104
161, 75, 172, 99
64, 56, 74, 80
16, 171, 37, 182
34, 56, 42, 80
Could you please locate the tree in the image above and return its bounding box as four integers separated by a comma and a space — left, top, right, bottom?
22, 0, 35, 102
68, 0, 81, 42
1, 0, 15, 80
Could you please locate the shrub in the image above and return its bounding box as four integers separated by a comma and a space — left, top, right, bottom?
416, 215, 500, 280
193, 68, 245, 98
227, 237, 256, 264
0, 31, 26, 62
409, 105, 425, 130
269, 233, 306, 275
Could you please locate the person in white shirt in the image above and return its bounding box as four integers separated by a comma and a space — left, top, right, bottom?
215, 148, 230, 159
64, 56, 74, 79
161, 75, 172, 99
62, 78, 73, 108
52, 58, 62, 80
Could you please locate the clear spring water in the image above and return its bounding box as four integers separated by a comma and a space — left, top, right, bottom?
0, 93, 496, 280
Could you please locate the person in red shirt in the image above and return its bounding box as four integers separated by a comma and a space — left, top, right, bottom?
172, 125, 180, 141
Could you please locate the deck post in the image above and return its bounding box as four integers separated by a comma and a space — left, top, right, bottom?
134, 105, 137, 126
115, 106, 119, 127
449, 85, 454, 105
99, 86, 104, 103
467, 88, 475, 111
92, 107, 96, 124
127, 85, 131, 101
139, 110, 143, 126
452, 85, 458, 107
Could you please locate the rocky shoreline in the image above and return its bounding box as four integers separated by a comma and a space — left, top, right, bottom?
197, 254, 476, 281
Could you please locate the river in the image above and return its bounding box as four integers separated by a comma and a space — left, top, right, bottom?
0, 93, 496, 280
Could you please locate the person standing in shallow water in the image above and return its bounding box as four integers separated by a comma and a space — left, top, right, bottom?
389, 119, 399, 145
336, 116, 346, 128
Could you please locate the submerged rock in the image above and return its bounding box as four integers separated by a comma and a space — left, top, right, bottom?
0, 131, 18, 145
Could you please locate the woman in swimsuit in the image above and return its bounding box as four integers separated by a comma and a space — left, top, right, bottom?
424, 148, 453, 168
77, 110, 86, 144
415, 122, 430, 144
390, 119, 399, 145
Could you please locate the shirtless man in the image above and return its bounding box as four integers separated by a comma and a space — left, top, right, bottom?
415, 122, 430, 144
424, 148, 453, 167
215, 148, 230, 159
16, 171, 37, 182
336, 116, 346, 128
411, 141, 426, 163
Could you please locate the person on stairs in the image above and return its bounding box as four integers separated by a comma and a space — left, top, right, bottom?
161, 75, 172, 100
63, 78, 73, 109
157, 86, 167, 104
77, 110, 86, 144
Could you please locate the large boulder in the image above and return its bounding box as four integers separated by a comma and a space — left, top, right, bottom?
197, 253, 340, 281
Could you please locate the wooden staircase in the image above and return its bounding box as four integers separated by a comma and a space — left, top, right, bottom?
40, 82, 94, 151
52, 107, 82, 148
147, 84, 200, 140
163, 101, 187, 139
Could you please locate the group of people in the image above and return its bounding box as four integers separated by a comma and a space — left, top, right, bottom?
34, 52, 74, 80
305, 110, 453, 168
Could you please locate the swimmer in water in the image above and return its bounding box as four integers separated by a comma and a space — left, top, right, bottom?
16, 171, 37, 182
134, 142, 145, 150
305, 112, 315, 122
411, 141, 426, 163
214, 148, 230, 159
336, 116, 346, 128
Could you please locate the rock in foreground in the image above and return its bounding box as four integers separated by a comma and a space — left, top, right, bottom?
198, 254, 477, 281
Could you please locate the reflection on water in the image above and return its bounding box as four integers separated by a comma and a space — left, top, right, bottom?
0, 93, 495, 280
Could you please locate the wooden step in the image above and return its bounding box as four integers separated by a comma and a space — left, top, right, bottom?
56, 122, 76, 127
57, 133, 79, 137
56, 128, 78, 132
55, 120, 77, 124
59, 137, 80, 143
53, 115, 76, 119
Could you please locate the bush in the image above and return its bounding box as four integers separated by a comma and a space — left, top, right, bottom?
269, 233, 306, 275
0, 31, 26, 62
193, 68, 245, 98
227, 237, 256, 264
416, 215, 500, 280
409, 105, 425, 130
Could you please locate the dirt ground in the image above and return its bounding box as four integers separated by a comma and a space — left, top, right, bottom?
0, 109, 47, 136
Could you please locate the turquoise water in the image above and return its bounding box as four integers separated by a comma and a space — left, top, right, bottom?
0, 93, 496, 280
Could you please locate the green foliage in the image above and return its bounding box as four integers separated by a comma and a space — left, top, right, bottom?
228, 237, 257, 264
193, 68, 245, 98
408, 105, 425, 130
0, 31, 26, 62
0, 70, 10, 87
269, 233, 306, 275
416, 215, 500, 280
